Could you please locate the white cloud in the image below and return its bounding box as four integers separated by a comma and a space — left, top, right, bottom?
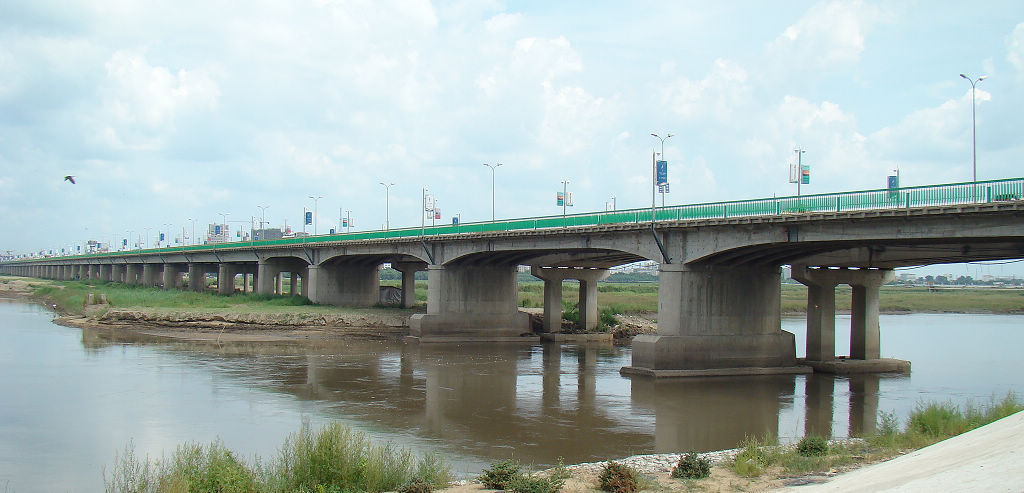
768, 0, 888, 68
1008, 23, 1024, 77
662, 58, 750, 122
97, 51, 219, 150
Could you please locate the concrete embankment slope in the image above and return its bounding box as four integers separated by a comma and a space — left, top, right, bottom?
783, 410, 1024, 492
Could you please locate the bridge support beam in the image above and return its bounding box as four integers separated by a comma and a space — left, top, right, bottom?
531, 266, 610, 331
393, 261, 427, 308
307, 262, 377, 306
125, 264, 141, 284
142, 264, 160, 287
257, 261, 280, 295
218, 263, 241, 295
623, 264, 804, 377
792, 266, 905, 373
409, 263, 531, 342
110, 264, 125, 283
163, 264, 184, 290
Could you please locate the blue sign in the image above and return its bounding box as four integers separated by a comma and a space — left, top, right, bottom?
214, 225, 222, 235
329, 228, 336, 234
887, 175, 899, 190
122, 239, 127, 246
159, 233, 165, 241
801, 164, 810, 185
557, 192, 564, 206
305, 211, 313, 225
452, 216, 459, 225
656, 160, 668, 186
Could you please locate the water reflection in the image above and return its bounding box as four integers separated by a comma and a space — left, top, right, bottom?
77, 327, 896, 467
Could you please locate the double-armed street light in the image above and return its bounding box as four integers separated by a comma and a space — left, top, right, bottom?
256, 205, 270, 238
379, 182, 394, 230
482, 162, 503, 222
960, 73, 987, 198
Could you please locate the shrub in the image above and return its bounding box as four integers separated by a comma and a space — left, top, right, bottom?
479, 459, 521, 490
506, 473, 563, 493
598, 308, 619, 329
796, 436, 829, 457
671, 452, 710, 480
597, 462, 638, 493
398, 477, 433, 493
730, 435, 777, 477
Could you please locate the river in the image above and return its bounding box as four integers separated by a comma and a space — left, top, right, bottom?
1, 299, 1022, 492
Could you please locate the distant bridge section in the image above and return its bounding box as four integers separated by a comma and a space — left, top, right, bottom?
3, 178, 1023, 377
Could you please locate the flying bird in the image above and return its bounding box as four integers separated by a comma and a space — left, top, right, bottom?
64, 175, 76, 184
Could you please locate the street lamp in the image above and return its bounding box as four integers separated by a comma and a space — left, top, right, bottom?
308, 195, 323, 235
651, 133, 673, 207
256, 205, 270, 238
960, 73, 987, 199
560, 179, 570, 227
379, 182, 394, 230
218, 213, 230, 240
187, 218, 196, 246
794, 148, 806, 197
482, 162, 503, 222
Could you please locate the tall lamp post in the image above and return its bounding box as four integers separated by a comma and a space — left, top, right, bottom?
379, 182, 394, 230
218, 213, 230, 240
651, 133, 673, 207
794, 148, 806, 197
308, 195, 323, 235
187, 218, 196, 246
482, 162, 503, 222
960, 73, 987, 200
256, 205, 269, 239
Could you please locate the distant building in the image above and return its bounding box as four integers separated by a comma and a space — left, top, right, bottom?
206, 223, 230, 244
252, 228, 284, 241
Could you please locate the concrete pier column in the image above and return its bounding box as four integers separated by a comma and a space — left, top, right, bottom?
125, 264, 141, 284
217, 264, 240, 295
163, 265, 182, 290
850, 270, 893, 360
242, 273, 250, 294
98, 264, 111, 281
257, 261, 280, 295
531, 266, 610, 331
110, 264, 125, 283
289, 272, 298, 295
409, 262, 530, 341
393, 261, 427, 308
306, 260, 380, 306
792, 266, 841, 362
624, 264, 799, 376
142, 264, 160, 287
275, 273, 284, 295
188, 263, 206, 292
577, 269, 610, 331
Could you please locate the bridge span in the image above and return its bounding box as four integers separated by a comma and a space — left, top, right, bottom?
3, 179, 1023, 377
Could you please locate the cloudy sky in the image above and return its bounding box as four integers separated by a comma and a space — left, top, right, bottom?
1, 1, 1022, 275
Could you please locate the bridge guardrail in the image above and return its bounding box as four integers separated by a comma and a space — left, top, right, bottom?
9, 177, 1024, 263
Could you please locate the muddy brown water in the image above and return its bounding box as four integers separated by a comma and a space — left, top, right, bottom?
1, 299, 1022, 492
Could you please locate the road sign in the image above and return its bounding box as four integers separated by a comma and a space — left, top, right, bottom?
304, 211, 312, 225
656, 160, 668, 186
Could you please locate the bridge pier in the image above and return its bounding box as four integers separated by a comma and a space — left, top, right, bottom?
409, 263, 531, 342
142, 264, 160, 287
110, 264, 125, 283
792, 266, 907, 373
393, 261, 427, 308
163, 264, 184, 290
531, 266, 610, 331
125, 264, 141, 284
623, 264, 805, 377
218, 263, 241, 295
307, 261, 377, 305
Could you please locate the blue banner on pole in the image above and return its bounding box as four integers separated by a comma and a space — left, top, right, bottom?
304, 211, 313, 225
887, 175, 899, 190
159, 233, 165, 241
215, 225, 222, 235
656, 160, 668, 186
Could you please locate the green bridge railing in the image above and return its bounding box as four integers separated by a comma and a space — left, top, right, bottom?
11, 177, 1024, 262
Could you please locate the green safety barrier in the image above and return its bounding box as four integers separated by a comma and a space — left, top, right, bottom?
13, 177, 1024, 263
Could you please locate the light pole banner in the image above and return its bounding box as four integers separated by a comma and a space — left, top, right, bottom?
801, 164, 810, 185
304, 211, 313, 225
557, 192, 564, 206
789, 163, 799, 183
887, 175, 899, 190
656, 160, 668, 186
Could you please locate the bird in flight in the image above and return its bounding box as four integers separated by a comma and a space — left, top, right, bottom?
64, 175, 76, 184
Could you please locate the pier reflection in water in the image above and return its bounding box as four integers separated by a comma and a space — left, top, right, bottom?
80, 328, 889, 468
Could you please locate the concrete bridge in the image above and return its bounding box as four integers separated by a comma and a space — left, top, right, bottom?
4, 179, 1023, 376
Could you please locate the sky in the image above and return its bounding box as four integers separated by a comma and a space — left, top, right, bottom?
1, 1, 1022, 276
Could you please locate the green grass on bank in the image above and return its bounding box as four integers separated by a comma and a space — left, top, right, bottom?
729, 393, 1023, 479
104, 422, 452, 493
14, 275, 1024, 317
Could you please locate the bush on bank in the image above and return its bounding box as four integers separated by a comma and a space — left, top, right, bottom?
104, 423, 451, 493
728, 393, 1023, 478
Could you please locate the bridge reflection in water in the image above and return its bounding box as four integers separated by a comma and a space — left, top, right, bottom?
81, 329, 891, 466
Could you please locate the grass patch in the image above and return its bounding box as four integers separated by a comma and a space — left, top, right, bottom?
728, 393, 1024, 479
104, 422, 451, 493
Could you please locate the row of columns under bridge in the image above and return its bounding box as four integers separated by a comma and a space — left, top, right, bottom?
4, 260, 898, 371
0, 260, 618, 334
